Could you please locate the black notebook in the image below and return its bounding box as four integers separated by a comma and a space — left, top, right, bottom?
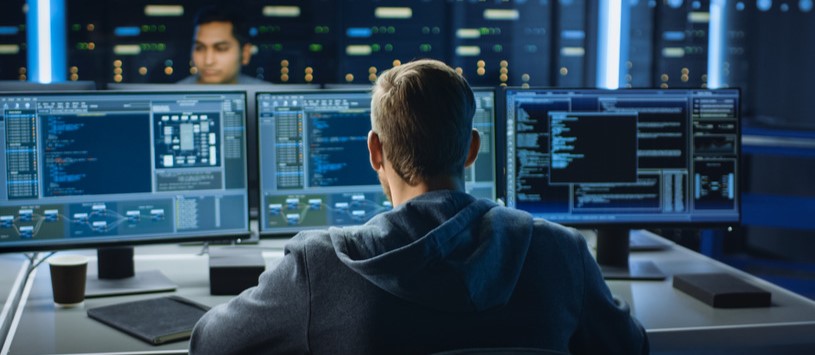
673, 273, 772, 308
87, 296, 210, 345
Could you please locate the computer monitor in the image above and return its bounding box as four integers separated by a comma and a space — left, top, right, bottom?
256, 88, 497, 236
0, 91, 250, 294
503, 88, 740, 279
106, 83, 320, 219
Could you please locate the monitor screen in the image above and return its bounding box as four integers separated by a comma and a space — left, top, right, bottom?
504, 88, 740, 226
257, 88, 496, 235
0, 91, 250, 252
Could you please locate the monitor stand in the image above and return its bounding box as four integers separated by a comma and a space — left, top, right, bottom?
85, 247, 176, 298
596, 228, 665, 281
628, 230, 671, 251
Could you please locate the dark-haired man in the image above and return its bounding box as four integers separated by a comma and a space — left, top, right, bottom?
178, 6, 266, 84
190, 59, 648, 354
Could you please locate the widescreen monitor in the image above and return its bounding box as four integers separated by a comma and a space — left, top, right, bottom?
0, 91, 251, 253
256, 88, 497, 236
503, 88, 740, 278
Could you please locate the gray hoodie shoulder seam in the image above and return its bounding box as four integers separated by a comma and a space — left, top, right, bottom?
302, 239, 314, 353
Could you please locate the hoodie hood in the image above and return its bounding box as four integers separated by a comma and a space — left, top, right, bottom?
330, 190, 533, 312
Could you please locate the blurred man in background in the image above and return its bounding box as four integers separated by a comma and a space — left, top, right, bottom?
178, 6, 266, 85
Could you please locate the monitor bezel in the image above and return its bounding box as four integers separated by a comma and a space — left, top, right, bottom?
498, 86, 743, 229
0, 90, 253, 253
254, 86, 499, 237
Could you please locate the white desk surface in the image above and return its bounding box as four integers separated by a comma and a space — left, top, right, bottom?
5, 233, 815, 354
2, 241, 285, 355
0, 253, 29, 350
606, 230, 815, 354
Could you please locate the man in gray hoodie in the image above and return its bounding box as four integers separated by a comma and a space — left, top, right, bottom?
189, 59, 648, 354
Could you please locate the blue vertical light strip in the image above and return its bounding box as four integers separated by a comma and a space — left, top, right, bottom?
26, 0, 40, 82
38, 0, 52, 83
596, 0, 628, 89
596, 1, 610, 88
618, 1, 630, 88
708, 0, 727, 88
26, 0, 66, 83
50, 0, 67, 82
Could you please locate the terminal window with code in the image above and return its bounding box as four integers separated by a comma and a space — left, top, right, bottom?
504, 88, 740, 225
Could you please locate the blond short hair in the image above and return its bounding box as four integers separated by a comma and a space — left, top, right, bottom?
371, 59, 476, 185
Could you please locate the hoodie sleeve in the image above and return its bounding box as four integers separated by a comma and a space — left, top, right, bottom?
568, 232, 649, 355
189, 236, 312, 354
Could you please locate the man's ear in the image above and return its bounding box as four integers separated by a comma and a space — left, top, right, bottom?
241, 43, 252, 66
368, 130, 384, 172
464, 129, 481, 168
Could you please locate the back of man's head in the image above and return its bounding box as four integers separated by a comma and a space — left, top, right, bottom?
371, 59, 476, 185
193, 5, 249, 46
